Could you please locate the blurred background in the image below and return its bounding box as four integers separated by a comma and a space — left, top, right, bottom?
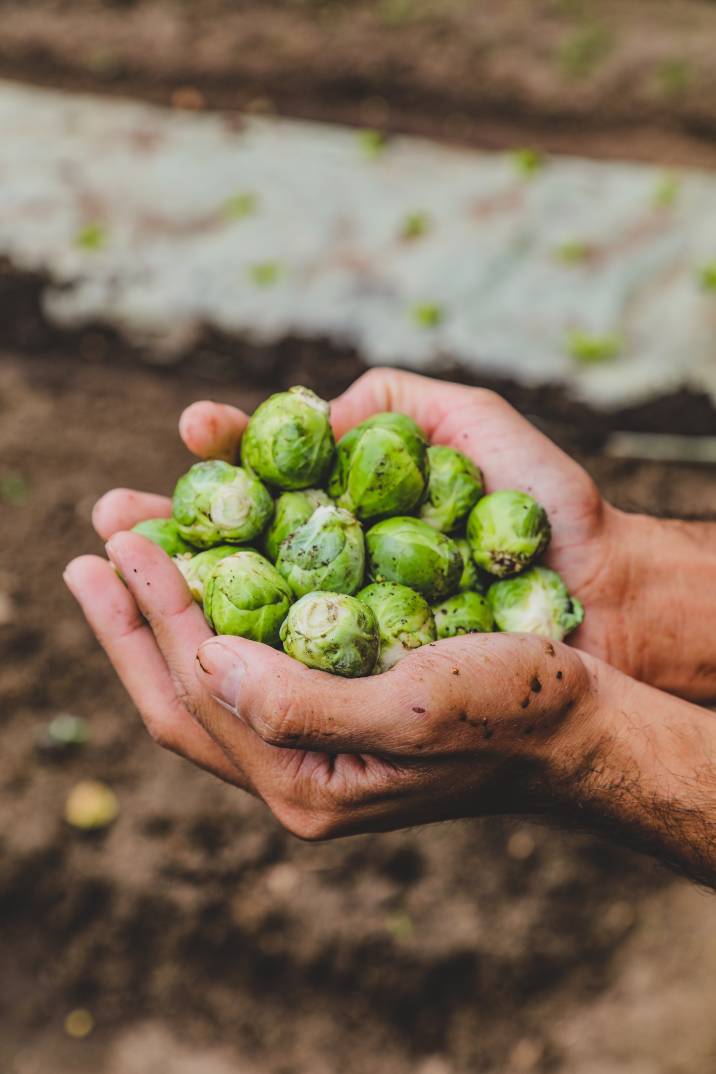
3, 3, 716, 1073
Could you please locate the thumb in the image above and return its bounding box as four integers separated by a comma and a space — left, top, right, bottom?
178, 400, 249, 462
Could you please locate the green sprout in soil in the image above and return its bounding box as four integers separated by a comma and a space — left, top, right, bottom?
358, 129, 389, 159
555, 240, 591, 264
657, 58, 691, 97
75, 223, 107, 252
567, 329, 622, 364
653, 174, 681, 209
223, 192, 259, 221
385, 911, 414, 942
510, 148, 545, 179
400, 211, 431, 241
698, 263, 716, 293
411, 302, 445, 329
377, 0, 416, 27
248, 261, 283, 287
0, 471, 29, 505
47, 714, 90, 747
559, 23, 612, 79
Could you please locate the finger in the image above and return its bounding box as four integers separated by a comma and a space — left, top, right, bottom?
104, 532, 298, 794
63, 554, 243, 786
195, 631, 589, 757
92, 488, 172, 541
105, 531, 214, 693
179, 400, 249, 462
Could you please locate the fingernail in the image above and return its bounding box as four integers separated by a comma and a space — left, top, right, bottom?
197, 641, 245, 716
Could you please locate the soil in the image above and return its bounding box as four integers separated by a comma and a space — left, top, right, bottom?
3, 0, 716, 169
2, 349, 716, 1074
3, 4, 716, 1071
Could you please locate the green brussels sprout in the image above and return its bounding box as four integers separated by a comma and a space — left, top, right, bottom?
203, 550, 293, 645
419, 445, 484, 533
276, 505, 365, 598
467, 489, 550, 577
263, 488, 333, 563
280, 592, 379, 677
240, 386, 335, 490
357, 582, 436, 672
487, 566, 584, 641
175, 545, 237, 603
132, 518, 195, 557
455, 537, 485, 593
172, 460, 273, 549
365, 516, 462, 602
432, 591, 494, 639
328, 412, 429, 522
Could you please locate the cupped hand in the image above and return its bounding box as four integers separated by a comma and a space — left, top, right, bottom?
65, 530, 598, 838
108, 368, 626, 667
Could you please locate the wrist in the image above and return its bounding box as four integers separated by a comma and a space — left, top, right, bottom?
610, 510, 716, 700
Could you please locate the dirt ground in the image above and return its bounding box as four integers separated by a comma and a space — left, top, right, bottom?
3, 0, 716, 168
3, 3, 716, 1071
2, 349, 716, 1074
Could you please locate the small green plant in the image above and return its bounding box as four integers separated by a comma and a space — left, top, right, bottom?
223, 192, 258, 221
559, 23, 612, 78
248, 261, 283, 287
400, 211, 431, 240
510, 147, 545, 179
567, 329, 622, 364
377, 0, 415, 27
653, 174, 681, 209
358, 128, 389, 159
555, 240, 591, 264
698, 263, 716, 293
75, 223, 107, 252
657, 58, 691, 97
0, 471, 29, 505
411, 302, 444, 328
385, 911, 414, 942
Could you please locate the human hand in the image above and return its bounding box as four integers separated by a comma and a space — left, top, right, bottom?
65, 528, 598, 837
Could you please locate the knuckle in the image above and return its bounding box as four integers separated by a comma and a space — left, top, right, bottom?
255, 694, 305, 746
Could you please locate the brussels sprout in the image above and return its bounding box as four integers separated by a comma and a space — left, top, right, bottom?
172, 460, 273, 549
357, 582, 436, 672
263, 488, 333, 563
487, 566, 584, 641
328, 412, 429, 522
132, 518, 195, 557
420, 445, 484, 533
241, 386, 335, 490
276, 505, 365, 598
455, 537, 485, 593
280, 592, 379, 677
365, 516, 462, 602
432, 591, 494, 639
203, 550, 293, 645
467, 489, 550, 577
175, 545, 237, 603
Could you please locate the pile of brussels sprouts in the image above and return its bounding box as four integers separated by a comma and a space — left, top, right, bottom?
135, 386, 583, 677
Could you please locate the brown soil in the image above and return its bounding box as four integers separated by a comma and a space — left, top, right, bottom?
2, 0, 716, 168
2, 348, 716, 1074
3, 5, 716, 1070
